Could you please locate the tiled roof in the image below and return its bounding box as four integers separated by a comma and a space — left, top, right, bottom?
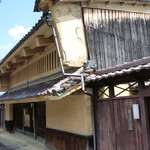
86, 61, 150, 82
1, 57, 150, 102
34, 0, 40, 12
0, 78, 61, 101
0, 68, 83, 102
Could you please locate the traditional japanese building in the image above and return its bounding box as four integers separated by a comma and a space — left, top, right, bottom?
0, 17, 93, 149
34, 0, 150, 150
0, 0, 150, 150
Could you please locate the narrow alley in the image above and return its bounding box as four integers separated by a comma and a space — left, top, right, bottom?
0, 130, 45, 150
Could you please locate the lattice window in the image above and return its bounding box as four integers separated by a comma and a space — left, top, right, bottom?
114, 82, 138, 97
98, 86, 109, 99
12, 50, 59, 86
97, 82, 138, 100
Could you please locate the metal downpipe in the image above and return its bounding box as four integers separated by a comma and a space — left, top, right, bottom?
43, 12, 96, 150
43, 12, 92, 96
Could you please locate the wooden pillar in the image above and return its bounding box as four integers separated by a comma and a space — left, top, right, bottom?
32, 103, 37, 139
109, 85, 117, 150
109, 85, 115, 98
5, 104, 14, 133
138, 80, 149, 150
22, 103, 25, 134
92, 86, 99, 150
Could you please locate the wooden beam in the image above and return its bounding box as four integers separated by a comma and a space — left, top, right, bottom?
38, 0, 49, 11
0, 74, 9, 91
30, 35, 54, 49
5, 67, 16, 72
7, 61, 12, 68
32, 35, 54, 49
13, 55, 32, 63
141, 88, 150, 97
138, 80, 149, 150
35, 35, 51, 47
0, 67, 7, 74
13, 55, 27, 63
22, 47, 45, 57
12, 62, 24, 68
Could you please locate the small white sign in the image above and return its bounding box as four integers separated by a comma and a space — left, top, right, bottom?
133, 104, 140, 119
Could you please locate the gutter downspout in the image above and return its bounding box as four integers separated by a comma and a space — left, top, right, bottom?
43, 12, 96, 150
43, 12, 92, 97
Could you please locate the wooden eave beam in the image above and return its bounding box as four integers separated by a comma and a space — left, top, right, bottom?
59, 0, 88, 2
0, 67, 7, 74
7, 61, 13, 68
22, 47, 45, 57
6, 67, 16, 72
38, 0, 49, 11
34, 35, 54, 47
30, 35, 54, 49
0, 71, 10, 77
53, 0, 150, 5
2, 65, 16, 72
12, 62, 24, 68
13, 55, 32, 63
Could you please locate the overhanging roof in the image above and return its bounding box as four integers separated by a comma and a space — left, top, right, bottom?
0, 19, 44, 65
0, 69, 82, 104
34, 0, 40, 12
34, 0, 150, 12
86, 57, 150, 85
1, 56, 150, 103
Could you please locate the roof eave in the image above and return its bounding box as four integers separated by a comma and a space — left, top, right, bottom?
34, 0, 49, 12
0, 19, 44, 66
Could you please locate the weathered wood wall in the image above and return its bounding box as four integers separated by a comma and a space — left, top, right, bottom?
95, 97, 143, 150
83, 8, 150, 69
45, 128, 93, 150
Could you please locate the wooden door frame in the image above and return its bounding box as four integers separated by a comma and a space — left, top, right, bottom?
34, 101, 46, 139
94, 82, 150, 150
138, 80, 150, 150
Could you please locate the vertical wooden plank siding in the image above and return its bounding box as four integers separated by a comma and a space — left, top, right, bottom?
113, 98, 143, 150
96, 100, 116, 150
95, 97, 144, 150
138, 81, 149, 150
45, 128, 93, 150
83, 8, 150, 70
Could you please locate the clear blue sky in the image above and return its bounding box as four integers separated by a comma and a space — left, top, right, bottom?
0, 0, 42, 60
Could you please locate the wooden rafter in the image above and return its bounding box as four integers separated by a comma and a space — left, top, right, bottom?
12, 62, 24, 68
13, 55, 32, 63
7, 62, 12, 68
38, 0, 49, 11
0, 67, 7, 74
22, 47, 45, 57
34, 35, 54, 48
6, 61, 24, 70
